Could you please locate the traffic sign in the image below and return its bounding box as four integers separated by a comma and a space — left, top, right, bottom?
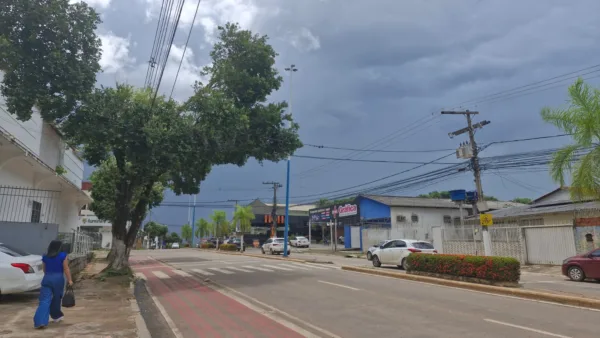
480, 213, 493, 226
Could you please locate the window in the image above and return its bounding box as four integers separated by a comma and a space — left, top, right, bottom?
31, 201, 42, 223
443, 215, 452, 224
411, 214, 419, 223
590, 250, 600, 258
412, 242, 434, 250
585, 234, 594, 242
395, 241, 407, 248
396, 215, 406, 223
265, 239, 272, 244
0, 243, 29, 257
382, 240, 397, 249
274, 239, 284, 243
453, 217, 461, 226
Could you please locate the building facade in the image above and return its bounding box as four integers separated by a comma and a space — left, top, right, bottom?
0, 70, 91, 253
247, 199, 315, 242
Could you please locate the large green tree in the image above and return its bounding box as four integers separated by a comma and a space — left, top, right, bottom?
181, 224, 193, 244
541, 78, 600, 200
210, 210, 230, 239
0, 0, 102, 121
232, 205, 255, 251
195, 218, 211, 239
62, 23, 301, 271
143, 221, 169, 239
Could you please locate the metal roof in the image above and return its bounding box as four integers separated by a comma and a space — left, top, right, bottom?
361, 195, 460, 209
487, 201, 600, 218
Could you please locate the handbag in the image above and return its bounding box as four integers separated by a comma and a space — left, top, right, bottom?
62, 285, 76, 308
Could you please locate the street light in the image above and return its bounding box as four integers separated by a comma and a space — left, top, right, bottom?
283, 64, 297, 258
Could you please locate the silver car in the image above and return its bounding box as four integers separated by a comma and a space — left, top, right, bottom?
366, 240, 391, 261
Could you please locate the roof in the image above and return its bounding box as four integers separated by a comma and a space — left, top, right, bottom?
485, 200, 527, 210
263, 203, 315, 212
532, 186, 569, 204
360, 194, 460, 209
485, 200, 600, 218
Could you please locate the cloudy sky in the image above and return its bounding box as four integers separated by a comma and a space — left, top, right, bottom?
81, 0, 600, 230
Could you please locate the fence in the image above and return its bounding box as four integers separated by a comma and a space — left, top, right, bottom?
58, 230, 94, 258
0, 186, 60, 224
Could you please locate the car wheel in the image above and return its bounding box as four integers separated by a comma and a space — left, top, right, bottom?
367, 252, 372, 261
287, 251, 291, 256
261, 248, 265, 254
568, 266, 585, 282
270, 248, 274, 255
372, 255, 381, 267
401, 258, 409, 270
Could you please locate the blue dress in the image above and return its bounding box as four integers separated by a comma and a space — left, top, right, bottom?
33, 252, 67, 327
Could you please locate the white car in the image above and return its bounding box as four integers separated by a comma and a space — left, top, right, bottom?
171, 242, 180, 249
0, 243, 44, 296
290, 236, 310, 248
366, 240, 392, 261
371, 239, 437, 270
261, 238, 290, 255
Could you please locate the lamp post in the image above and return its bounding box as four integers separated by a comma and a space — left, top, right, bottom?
283, 64, 297, 258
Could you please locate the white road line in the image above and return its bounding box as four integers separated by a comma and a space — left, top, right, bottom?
135, 272, 146, 280
208, 267, 235, 275
484, 319, 572, 338
307, 263, 338, 269
279, 263, 310, 270
317, 280, 360, 291
173, 270, 191, 277
191, 268, 214, 276
293, 263, 326, 270
142, 277, 184, 338
244, 266, 274, 272
226, 266, 254, 273
152, 271, 170, 279
263, 265, 293, 271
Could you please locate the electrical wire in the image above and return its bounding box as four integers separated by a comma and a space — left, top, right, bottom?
291, 154, 458, 165
169, 0, 202, 100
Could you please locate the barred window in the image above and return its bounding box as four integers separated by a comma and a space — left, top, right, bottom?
411, 214, 419, 223
443, 215, 452, 224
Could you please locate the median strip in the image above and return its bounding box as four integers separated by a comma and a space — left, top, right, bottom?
341, 266, 600, 310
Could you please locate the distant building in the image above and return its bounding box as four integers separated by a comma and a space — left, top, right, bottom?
247, 199, 316, 240
79, 182, 113, 249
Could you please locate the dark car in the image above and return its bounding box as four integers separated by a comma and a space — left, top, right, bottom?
562, 248, 600, 282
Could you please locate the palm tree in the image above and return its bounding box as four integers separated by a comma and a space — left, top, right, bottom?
232, 205, 255, 251
195, 218, 211, 241
210, 210, 230, 248
541, 78, 600, 200
181, 223, 193, 244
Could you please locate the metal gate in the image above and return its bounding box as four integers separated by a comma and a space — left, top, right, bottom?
524, 226, 576, 265
432, 227, 443, 253
350, 226, 360, 249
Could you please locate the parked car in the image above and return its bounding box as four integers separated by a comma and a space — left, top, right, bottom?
290, 236, 310, 248
562, 248, 600, 282
0, 243, 44, 296
371, 239, 437, 270
171, 242, 180, 249
229, 238, 242, 251
367, 240, 392, 261
261, 237, 290, 255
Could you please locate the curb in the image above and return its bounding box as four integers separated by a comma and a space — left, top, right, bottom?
129, 282, 152, 338
341, 266, 600, 310
195, 248, 309, 263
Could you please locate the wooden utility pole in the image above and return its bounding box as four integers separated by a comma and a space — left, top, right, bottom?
441, 110, 492, 255
263, 181, 282, 238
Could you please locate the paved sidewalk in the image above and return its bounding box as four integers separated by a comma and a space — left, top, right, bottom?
0, 260, 138, 338
131, 257, 305, 337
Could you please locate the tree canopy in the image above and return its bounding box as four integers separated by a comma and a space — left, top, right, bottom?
542, 78, 600, 200
210, 210, 230, 238
0, 0, 102, 121
195, 218, 211, 239
181, 224, 192, 243
511, 197, 533, 205
144, 221, 169, 239
232, 205, 255, 234
315, 197, 356, 208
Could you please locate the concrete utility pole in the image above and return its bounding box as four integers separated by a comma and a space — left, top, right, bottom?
263, 181, 282, 238
228, 199, 242, 250
441, 110, 492, 256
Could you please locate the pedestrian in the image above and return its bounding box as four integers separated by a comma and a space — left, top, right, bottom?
33, 240, 73, 329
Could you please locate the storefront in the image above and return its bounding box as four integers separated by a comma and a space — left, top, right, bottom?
309, 201, 362, 250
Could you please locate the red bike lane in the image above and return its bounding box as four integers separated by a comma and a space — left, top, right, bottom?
131, 258, 304, 338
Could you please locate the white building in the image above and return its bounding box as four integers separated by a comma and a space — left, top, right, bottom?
0, 71, 91, 236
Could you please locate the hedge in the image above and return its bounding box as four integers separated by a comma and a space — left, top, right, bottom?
219, 244, 239, 251
406, 253, 520, 282
200, 243, 215, 249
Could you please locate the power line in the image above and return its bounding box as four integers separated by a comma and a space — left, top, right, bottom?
303, 143, 454, 153
169, 0, 202, 100
292, 154, 457, 165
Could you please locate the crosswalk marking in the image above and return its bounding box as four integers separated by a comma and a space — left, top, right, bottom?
173, 270, 191, 277
263, 265, 293, 271
294, 263, 326, 270
152, 271, 170, 279
226, 266, 254, 273
244, 266, 273, 272
306, 263, 338, 269
279, 263, 310, 270
135, 272, 147, 280
191, 268, 214, 276
208, 267, 234, 275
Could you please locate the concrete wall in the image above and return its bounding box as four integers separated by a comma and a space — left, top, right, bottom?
0, 221, 59, 255
391, 206, 462, 242
574, 226, 600, 254
68, 253, 93, 277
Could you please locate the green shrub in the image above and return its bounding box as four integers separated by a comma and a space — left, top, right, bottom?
406, 253, 520, 282
219, 244, 239, 251
200, 242, 215, 249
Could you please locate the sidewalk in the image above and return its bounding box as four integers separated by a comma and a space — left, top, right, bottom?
0, 259, 138, 338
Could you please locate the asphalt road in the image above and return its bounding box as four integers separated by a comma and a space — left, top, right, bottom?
133, 249, 599, 338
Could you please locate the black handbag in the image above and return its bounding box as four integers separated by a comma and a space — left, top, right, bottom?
62, 285, 75, 308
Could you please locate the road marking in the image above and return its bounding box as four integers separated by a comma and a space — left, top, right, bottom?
263, 265, 293, 271
135, 272, 147, 280
208, 267, 235, 274
307, 263, 338, 269
191, 268, 214, 276
152, 271, 170, 279
279, 263, 310, 270
484, 319, 572, 338
296, 263, 327, 270
318, 280, 360, 291
244, 266, 274, 272
173, 270, 191, 277
141, 281, 184, 338
226, 266, 254, 273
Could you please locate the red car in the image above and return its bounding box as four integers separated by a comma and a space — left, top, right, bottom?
562, 248, 600, 282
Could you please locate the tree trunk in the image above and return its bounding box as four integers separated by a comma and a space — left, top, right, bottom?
105, 233, 129, 271
241, 233, 245, 252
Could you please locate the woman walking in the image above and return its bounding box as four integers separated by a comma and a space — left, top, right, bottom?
33, 240, 73, 329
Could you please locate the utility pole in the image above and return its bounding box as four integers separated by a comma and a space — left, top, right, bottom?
283, 64, 298, 257
190, 195, 196, 248
263, 181, 282, 238
441, 110, 492, 256
228, 199, 242, 250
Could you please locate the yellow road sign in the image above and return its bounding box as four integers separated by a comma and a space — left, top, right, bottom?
480, 213, 493, 226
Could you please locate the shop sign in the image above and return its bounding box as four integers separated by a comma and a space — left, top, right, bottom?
309, 208, 331, 221
333, 204, 358, 218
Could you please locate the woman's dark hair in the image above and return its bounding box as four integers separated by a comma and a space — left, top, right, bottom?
46, 240, 63, 258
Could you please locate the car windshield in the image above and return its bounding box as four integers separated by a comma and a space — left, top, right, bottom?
376, 241, 386, 247
274, 239, 284, 243
412, 242, 434, 249
0, 243, 29, 257
297, 237, 306, 240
